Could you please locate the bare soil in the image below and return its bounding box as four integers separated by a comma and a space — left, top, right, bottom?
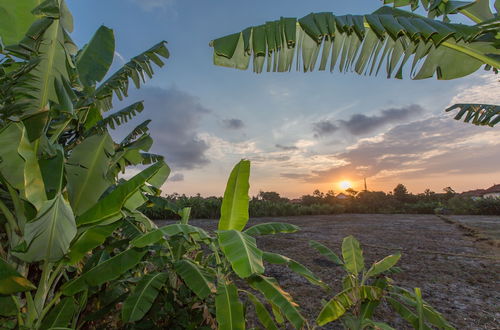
158, 214, 500, 329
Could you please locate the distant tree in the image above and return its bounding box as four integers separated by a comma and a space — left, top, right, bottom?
257, 191, 284, 202
313, 189, 325, 198
424, 189, 435, 197
443, 186, 457, 201
325, 190, 336, 204
443, 187, 456, 195
393, 184, 409, 202
345, 188, 358, 197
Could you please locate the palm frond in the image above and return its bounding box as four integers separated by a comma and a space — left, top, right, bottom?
90, 101, 145, 133
120, 120, 151, 146
94, 42, 169, 111
446, 103, 500, 126
384, 0, 497, 23
140, 153, 164, 165
210, 8, 499, 79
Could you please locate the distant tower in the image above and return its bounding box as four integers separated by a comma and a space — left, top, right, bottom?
364, 178, 368, 192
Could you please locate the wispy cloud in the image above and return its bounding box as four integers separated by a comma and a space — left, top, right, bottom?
130, 0, 176, 11
169, 173, 184, 182
221, 118, 245, 130
339, 105, 423, 135
312, 105, 423, 138
275, 144, 298, 151
450, 73, 500, 105
312, 120, 339, 138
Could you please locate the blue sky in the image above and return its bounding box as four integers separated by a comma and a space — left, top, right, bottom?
68, 0, 500, 197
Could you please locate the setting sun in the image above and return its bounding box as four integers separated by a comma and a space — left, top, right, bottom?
339, 180, 352, 190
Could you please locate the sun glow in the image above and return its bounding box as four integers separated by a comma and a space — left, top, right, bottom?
339, 180, 352, 190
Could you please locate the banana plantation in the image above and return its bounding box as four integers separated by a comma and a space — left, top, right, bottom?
0, 0, 498, 329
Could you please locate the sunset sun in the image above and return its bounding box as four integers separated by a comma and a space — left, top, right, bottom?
339, 180, 352, 190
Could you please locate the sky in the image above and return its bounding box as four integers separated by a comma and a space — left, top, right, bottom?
68, 0, 500, 198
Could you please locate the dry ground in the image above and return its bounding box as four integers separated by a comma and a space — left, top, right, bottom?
158, 214, 500, 329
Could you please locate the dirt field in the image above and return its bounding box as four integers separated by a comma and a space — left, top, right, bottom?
158, 214, 500, 329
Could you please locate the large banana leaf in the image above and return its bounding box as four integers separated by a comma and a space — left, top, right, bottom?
39, 143, 64, 199
66, 132, 114, 216
131, 223, 211, 248
0, 257, 36, 294
210, 8, 499, 79
20, 0, 76, 117
365, 253, 401, 278
19, 194, 76, 262
0, 123, 26, 191
262, 252, 329, 290
77, 161, 170, 226
245, 291, 279, 330
386, 297, 422, 328
121, 272, 167, 323
244, 222, 299, 236
94, 41, 169, 111
0, 0, 39, 45
76, 25, 115, 87
0, 296, 18, 317
218, 160, 251, 231
317, 286, 383, 326
66, 221, 122, 264
215, 282, 245, 330
218, 230, 264, 278
390, 287, 455, 329
62, 248, 147, 295
40, 297, 77, 329
341, 236, 365, 275
18, 121, 47, 209
446, 103, 500, 127
174, 260, 215, 299
309, 240, 344, 266
248, 275, 305, 329
384, 0, 495, 23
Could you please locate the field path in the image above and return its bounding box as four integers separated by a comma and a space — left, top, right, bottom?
158, 214, 499, 329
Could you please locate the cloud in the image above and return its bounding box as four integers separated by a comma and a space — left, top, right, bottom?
221, 118, 245, 130
283, 115, 500, 183
450, 73, 500, 105
124, 87, 210, 170
198, 133, 260, 159
130, 0, 175, 11
312, 120, 339, 138
275, 144, 298, 151
339, 105, 424, 135
169, 173, 184, 182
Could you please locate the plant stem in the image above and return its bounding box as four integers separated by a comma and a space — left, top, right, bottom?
33, 261, 53, 319
25, 292, 36, 327
36, 292, 62, 328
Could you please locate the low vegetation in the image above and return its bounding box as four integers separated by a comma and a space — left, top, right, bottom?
141, 185, 500, 220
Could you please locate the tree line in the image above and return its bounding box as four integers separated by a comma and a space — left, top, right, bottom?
142, 184, 500, 220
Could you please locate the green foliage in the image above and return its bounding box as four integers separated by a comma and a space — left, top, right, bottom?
218, 159, 251, 231
446, 104, 500, 127
121, 272, 168, 323
0, 1, 172, 327
209, 0, 499, 126
313, 236, 453, 329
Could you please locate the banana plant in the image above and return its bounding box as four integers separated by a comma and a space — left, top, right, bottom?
130, 160, 331, 329
0, 0, 171, 328
310, 236, 454, 329
209, 0, 499, 126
